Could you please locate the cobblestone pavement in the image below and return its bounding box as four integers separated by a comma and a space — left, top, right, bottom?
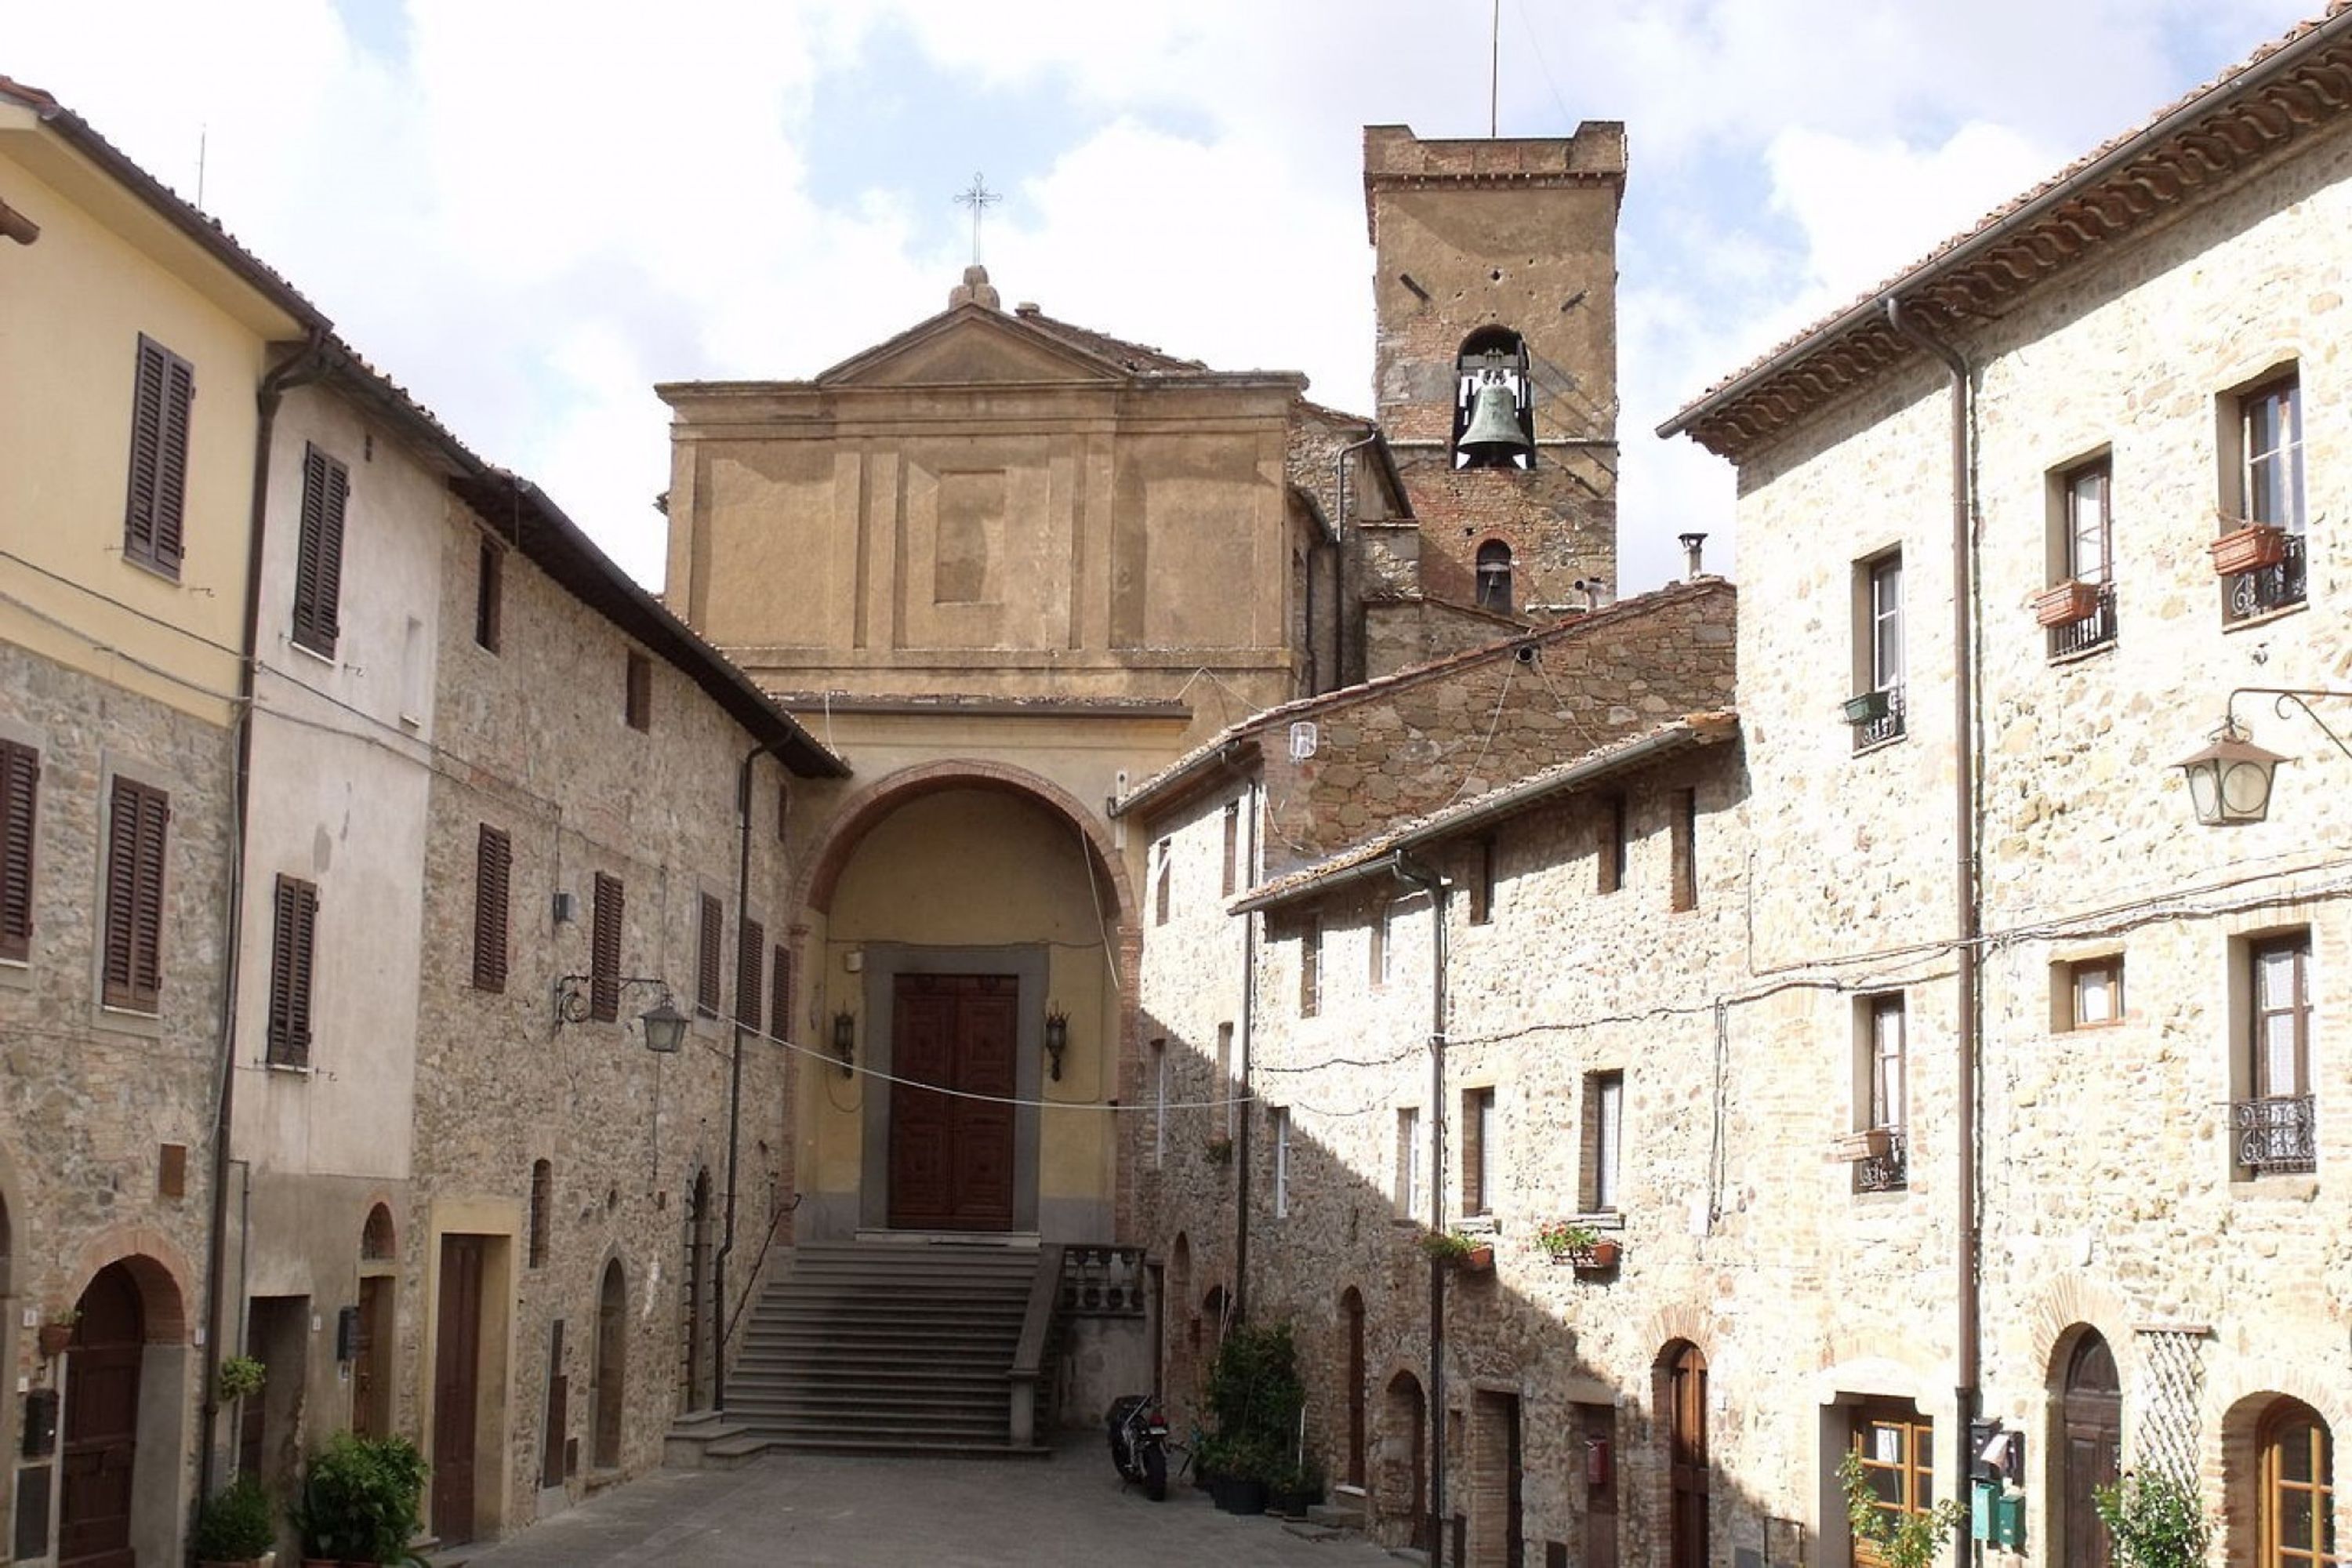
441, 1440, 1403, 1568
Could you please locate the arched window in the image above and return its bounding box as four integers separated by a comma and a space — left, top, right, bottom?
528, 1160, 551, 1270
1475, 541, 1514, 612
360, 1203, 396, 1261
2261, 1399, 2334, 1568
1452, 327, 1534, 471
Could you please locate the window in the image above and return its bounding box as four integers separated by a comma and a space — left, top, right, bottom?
736, 917, 764, 1034
1396, 1107, 1423, 1219
472, 825, 510, 993
0, 739, 38, 964
266, 875, 318, 1067
1221, 802, 1240, 898
2045, 457, 2118, 656
1848, 1403, 1936, 1563
625, 651, 652, 731
528, 1160, 552, 1270
1598, 794, 1628, 895
695, 893, 724, 1018
474, 541, 503, 652
1300, 916, 1322, 1017
776, 779, 790, 844
1854, 551, 1906, 747
1216, 1022, 1236, 1139
1272, 1107, 1291, 1218
2065, 459, 2114, 583
101, 776, 169, 1012
1151, 1038, 1168, 1171
590, 873, 622, 1022
1370, 900, 1392, 988
123, 335, 194, 577
1468, 836, 1495, 926
1584, 1071, 1623, 1214
769, 943, 791, 1043
1462, 1087, 1496, 1216
2224, 372, 2307, 622
1153, 839, 1171, 925
1475, 541, 1514, 612
1669, 788, 1697, 913
2239, 931, 2315, 1174
2060, 954, 2122, 1030
291, 444, 350, 656
2259, 1399, 2335, 1568
1857, 995, 1908, 1194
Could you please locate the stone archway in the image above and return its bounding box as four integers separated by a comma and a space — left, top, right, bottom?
58, 1254, 187, 1568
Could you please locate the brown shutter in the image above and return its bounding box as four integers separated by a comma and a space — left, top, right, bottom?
696, 893, 722, 1017
103, 779, 169, 1011
293, 444, 348, 655
0, 739, 37, 962
473, 826, 511, 993
770, 944, 791, 1044
590, 873, 622, 1022
267, 875, 318, 1067
154, 351, 193, 572
124, 338, 166, 563
736, 918, 764, 1034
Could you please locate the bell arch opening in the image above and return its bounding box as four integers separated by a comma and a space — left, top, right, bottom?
1454, 327, 1534, 470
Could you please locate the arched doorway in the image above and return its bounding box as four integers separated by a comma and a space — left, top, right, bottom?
681, 1169, 714, 1412
2056, 1330, 2122, 1566
2258, 1398, 2334, 1568
1661, 1342, 1708, 1568
1342, 1288, 1367, 1488
593, 1259, 627, 1471
1381, 1370, 1428, 1550
60, 1263, 143, 1568
354, 1204, 397, 1439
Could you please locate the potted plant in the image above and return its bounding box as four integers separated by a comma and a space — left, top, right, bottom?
1201, 1321, 1305, 1516
2093, 1470, 2209, 1567
219, 1353, 269, 1403
36, 1311, 78, 1358
1269, 1453, 1327, 1519
292, 1432, 429, 1567
1418, 1230, 1494, 1271
1535, 1220, 1621, 1269
2211, 519, 2288, 575
192, 1472, 278, 1568
2034, 579, 2101, 626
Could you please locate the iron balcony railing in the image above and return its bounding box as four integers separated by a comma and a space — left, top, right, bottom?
1850, 683, 1907, 752
2234, 1093, 2316, 1174
1856, 1129, 1907, 1194
2224, 532, 2307, 623
2048, 581, 2118, 659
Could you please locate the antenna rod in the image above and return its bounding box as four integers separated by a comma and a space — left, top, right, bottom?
1490, 0, 1500, 136
197, 125, 208, 209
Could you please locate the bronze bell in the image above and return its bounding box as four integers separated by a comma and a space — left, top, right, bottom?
1459, 382, 1532, 464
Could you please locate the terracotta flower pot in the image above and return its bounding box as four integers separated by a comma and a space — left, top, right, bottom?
1459, 1243, 1494, 1272
1572, 1239, 1621, 1271
2033, 580, 2101, 627
36, 1323, 73, 1358
2211, 523, 2288, 575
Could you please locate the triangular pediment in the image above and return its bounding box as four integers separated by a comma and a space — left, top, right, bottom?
816, 307, 1128, 389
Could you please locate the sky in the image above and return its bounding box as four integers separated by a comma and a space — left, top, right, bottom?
4, 0, 2320, 594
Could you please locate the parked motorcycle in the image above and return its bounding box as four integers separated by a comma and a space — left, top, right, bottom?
1105, 1393, 1171, 1500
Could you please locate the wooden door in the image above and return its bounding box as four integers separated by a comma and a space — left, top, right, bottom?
1345, 1290, 1367, 1488
2061, 1334, 2122, 1566
1667, 1345, 1708, 1568
59, 1264, 142, 1568
540, 1320, 568, 1490
593, 1260, 626, 1470
354, 1276, 392, 1438
432, 1236, 485, 1544
889, 975, 1017, 1230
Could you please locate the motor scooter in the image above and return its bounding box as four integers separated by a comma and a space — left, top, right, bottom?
1105, 1393, 1170, 1500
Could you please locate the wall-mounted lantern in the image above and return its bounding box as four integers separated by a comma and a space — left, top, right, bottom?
553, 975, 688, 1054
831, 1011, 856, 1078
2176, 688, 2352, 826
1044, 1005, 1069, 1082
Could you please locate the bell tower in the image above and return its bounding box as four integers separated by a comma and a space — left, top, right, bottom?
1363, 122, 1625, 622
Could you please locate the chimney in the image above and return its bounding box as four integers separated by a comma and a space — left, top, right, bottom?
1678, 532, 1708, 579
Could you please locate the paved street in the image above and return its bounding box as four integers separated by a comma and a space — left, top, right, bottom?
443, 1440, 1403, 1568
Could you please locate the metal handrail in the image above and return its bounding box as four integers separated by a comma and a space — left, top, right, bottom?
720, 1192, 801, 1357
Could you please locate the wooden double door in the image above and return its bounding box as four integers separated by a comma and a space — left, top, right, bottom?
60, 1265, 142, 1568
888, 974, 1017, 1231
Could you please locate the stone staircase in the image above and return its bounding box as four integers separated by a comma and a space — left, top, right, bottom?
716, 1240, 1056, 1458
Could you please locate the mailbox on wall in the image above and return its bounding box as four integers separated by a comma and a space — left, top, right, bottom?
20, 1389, 56, 1459
336, 1305, 361, 1364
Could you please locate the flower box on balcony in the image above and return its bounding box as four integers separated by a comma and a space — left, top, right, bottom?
1829, 1127, 1894, 1163
2034, 580, 2101, 627
1842, 690, 1891, 727
1566, 1238, 1621, 1272
2211, 523, 2288, 575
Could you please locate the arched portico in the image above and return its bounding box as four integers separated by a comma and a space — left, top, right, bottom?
794, 762, 1139, 1243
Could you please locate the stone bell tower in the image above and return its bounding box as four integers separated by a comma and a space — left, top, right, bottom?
1363, 122, 1625, 621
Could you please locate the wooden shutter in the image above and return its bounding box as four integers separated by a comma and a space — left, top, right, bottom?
0, 739, 37, 963
590, 873, 622, 1021
102, 779, 169, 1011
473, 826, 511, 993
267, 875, 318, 1067
124, 336, 194, 575
154, 351, 193, 572
292, 444, 349, 655
736, 918, 764, 1034
770, 944, 791, 1044
696, 893, 723, 1017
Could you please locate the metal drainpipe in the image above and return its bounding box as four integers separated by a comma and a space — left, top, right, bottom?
1334, 434, 1379, 688
1390, 850, 1448, 1562
197, 331, 333, 1507
1884, 296, 1983, 1561
1233, 779, 1259, 1322
714, 736, 790, 1413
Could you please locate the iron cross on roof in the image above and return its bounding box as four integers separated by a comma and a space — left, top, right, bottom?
954, 172, 1001, 265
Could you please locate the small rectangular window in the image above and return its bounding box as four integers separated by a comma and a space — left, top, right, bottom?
1856, 994, 1909, 1194
123, 335, 194, 577
1852, 551, 1907, 748
474, 541, 503, 652
1598, 795, 1627, 895
2045, 457, 2117, 656
1468, 835, 1495, 925
0, 739, 39, 964
1153, 838, 1172, 926
2062, 955, 2122, 1030
1216, 1022, 1236, 1139
590, 873, 622, 1022
2239, 373, 2306, 532
1669, 789, 1697, 913
625, 651, 652, 731
1272, 1106, 1291, 1218
266, 874, 318, 1068
1221, 801, 1240, 898
1300, 915, 1322, 1017
2238, 931, 2314, 1175
2222, 370, 2309, 622
1462, 1087, 1496, 1216
1584, 1071, 1623, 1214
696, 892, 724, 1018
1396, 1106, 1422, 1220
1151, 1038, 1169, 1171
737, 917, 765, 1034
472, 825, 510, 993
1370, 899, 1392, 988
101, 776, 170, 1012
291, 443, 350, 656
